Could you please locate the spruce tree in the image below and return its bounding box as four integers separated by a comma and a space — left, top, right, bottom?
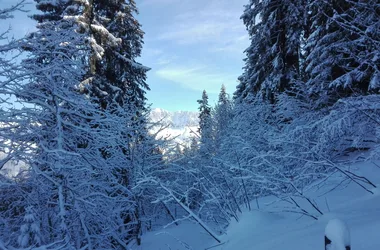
17, 206, 41, 248
213, 85, 233, 151
197, 90, 213, 155
0, 0, 155, 247
305, 0, 380, 107
236, 0, 305, 103
79, 1, 157, 245
32, 0, 73, 22
92, 0, 149, 110
13, 13, 138, 247
37, 0, 153, 241
30, 0, 150, 111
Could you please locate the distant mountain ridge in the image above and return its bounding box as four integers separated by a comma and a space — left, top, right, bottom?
149, 108, 199, 147
149, 108, 199, 129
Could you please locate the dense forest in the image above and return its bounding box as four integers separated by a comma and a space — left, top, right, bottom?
0, 0, 379, 249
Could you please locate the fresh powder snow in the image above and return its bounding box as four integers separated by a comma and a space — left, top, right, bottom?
132, 161, 380, 250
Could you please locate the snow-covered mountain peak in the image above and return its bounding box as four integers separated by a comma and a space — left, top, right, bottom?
149, 108, 199, 129
149, 108, 199, 146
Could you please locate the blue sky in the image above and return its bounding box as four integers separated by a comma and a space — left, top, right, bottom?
1, 0, 249, 111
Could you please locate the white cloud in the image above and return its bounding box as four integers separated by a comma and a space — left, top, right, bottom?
155, 0, 249, 54
141, 47, 178, 66
156, 55, 178, 66
140, 0, 182, 6
158, 22, 225, 45
140, 0, 247, 100
142, 48, 164, 57
155, 64, 239, 94
210, 34, 249, 54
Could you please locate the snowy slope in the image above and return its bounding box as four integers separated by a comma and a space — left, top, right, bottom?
133, 160, 380, 250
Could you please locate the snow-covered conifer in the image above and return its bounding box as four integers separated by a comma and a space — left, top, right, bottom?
236, 0, 305, 103
305, 0, 380, 107
213, 85, 233, 151
17, 206, 41, 248
84, 2, 156, 244
67, 0, 150, 111
197, 90, 213, 155
0, 1, 150, 247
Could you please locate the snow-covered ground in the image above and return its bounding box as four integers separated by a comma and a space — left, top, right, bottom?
132, 160, 380, 250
